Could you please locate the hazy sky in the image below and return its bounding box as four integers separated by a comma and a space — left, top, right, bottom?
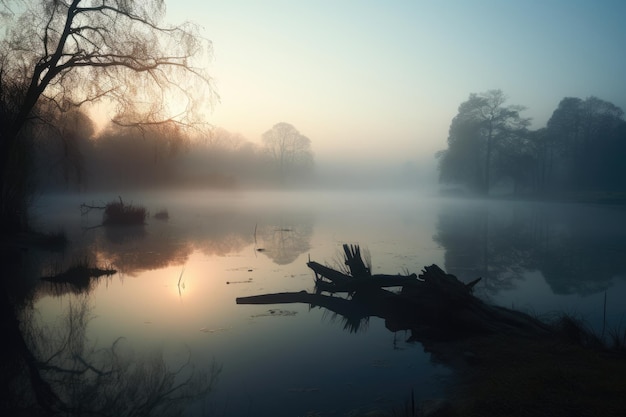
167, 0, 626, 163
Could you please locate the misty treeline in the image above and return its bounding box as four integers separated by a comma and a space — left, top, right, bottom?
438, 90, 626, 196
32, 112, 315, 191
0, 1, 314, 234
0, 0, 216, 233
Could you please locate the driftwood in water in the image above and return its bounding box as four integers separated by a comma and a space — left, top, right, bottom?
237, 245, 550, 340
396, 264, 549, 338
236, 290, 371, 329
307, 244, 419, 293
308, 260, 418, 293
238, 245, 626, 417
342, 244, 370, 277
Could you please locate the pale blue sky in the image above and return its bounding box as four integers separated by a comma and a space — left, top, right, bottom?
167, 1, 626, 163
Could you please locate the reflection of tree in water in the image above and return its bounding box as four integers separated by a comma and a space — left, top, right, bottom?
255, 212, 314, 265
434, 203, 529, 295
96, 224, 193, 276
3, 294, 219, 416
95, 209, 257, 273
37, 274, 113, 299
534, 206, 626, 295
434, 201, 626, 296
184, 210, 254, 257
74, 206, 314, 274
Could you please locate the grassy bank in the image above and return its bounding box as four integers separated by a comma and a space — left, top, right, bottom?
426, 316, 626, 417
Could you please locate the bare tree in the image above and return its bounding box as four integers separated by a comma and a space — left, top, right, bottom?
0, 0, 216, 232
261, 122, 313, 183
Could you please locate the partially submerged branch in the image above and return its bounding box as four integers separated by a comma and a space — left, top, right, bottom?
238, 244, 549, 340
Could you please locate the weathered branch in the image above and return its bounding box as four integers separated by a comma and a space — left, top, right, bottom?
80, 202, 106, 215
238, 245, 551, 341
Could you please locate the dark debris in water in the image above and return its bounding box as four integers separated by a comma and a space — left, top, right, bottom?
226, 278, 253, 284
252, 309, 298, 318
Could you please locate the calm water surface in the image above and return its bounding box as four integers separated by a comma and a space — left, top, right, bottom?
28, 190, 626, 416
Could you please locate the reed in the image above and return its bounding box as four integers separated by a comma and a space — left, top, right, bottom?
103, 197, 147, 225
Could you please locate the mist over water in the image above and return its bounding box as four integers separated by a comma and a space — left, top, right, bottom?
3, 1, 626, 415
22, 189, 626, 416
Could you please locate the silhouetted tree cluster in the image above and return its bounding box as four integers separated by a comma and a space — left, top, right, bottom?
438, 90, 626, 196
1, 1, 317, 230
0, 0, 214, 233
438, 90, 530, 194
541, 97, 626, 192
32, 120, 315, 191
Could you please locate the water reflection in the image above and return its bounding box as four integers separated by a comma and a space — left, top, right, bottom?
254, 212, 314, 265
83, 207, 316, 276
39, 267, 115, 297
435, 200, 626, 296
1, 288, 219, 416
15, 191, 626, 416
99, 224, 192, 275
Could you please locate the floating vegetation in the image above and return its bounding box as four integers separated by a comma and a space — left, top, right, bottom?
81, 196, 147, 226
103, 197, 147, 225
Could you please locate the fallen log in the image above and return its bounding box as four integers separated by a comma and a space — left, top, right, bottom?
238, 246, 550, 340
237, 288, 397, 333
306, 261, 352, 283
313, 273, 419, 293
307, 250, 419, 293
237, 291, 370, 324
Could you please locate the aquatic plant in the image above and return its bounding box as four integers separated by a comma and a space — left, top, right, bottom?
102, 197, 147, 225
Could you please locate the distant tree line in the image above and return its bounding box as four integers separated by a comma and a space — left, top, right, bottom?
33, 115, 315, 191
437, 90, 626, 196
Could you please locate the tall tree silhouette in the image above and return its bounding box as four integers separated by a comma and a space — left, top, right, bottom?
0, 0, 215, 232
545, 96, 625, 192
438, 90, 530, 194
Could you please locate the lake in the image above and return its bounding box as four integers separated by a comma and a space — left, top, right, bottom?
21, 190, 626, 416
